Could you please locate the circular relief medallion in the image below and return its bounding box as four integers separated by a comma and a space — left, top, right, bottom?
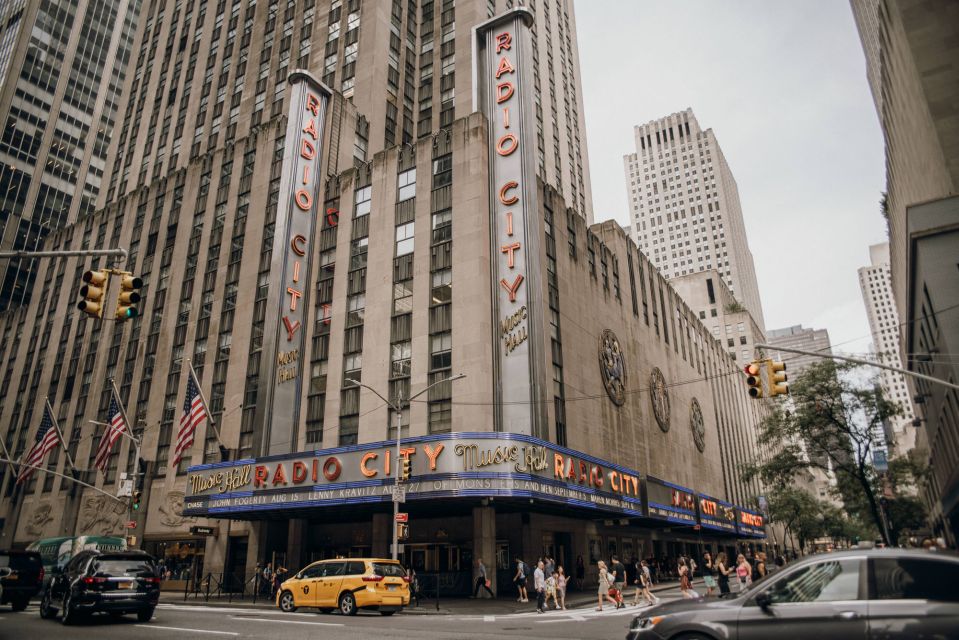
649, 367, 671, 432
690, 397, 706, 453
598, 329, 627, 406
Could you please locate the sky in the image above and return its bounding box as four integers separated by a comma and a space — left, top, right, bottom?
574, 0, 888, 357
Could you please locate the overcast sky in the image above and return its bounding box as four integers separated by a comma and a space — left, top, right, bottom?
574, 0, 887, 356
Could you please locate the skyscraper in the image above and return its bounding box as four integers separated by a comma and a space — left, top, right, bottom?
857, 242, 916, 454
0, 0, 142, 310
623, 108, 765, 331
765, 324, 832, 378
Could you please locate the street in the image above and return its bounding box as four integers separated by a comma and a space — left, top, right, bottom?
0, 587, 685, 639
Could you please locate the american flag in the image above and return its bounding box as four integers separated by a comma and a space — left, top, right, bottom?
95, 392, 128, 472
172, 367, 207, 467
17, 404, 62, 484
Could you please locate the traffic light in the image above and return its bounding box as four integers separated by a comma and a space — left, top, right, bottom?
131, 489, 142, 511
115, 272, 143, 321
767, 360, 788, 396
399, 458, 412, 482
78, 269, 110, 318
744, 361, 763, 398
396, 523, 409, 540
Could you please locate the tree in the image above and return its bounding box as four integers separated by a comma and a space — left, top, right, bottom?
742, 360, 904, 545
766, 486, 822, 553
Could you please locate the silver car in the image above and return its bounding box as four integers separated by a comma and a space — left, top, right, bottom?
627, 549, 959, 640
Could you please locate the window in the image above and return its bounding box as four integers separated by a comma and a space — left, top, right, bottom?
393, 282, 413, 314
395, 222, 414, 256
432, 154, 452, 187
432, 208, 452, 243
347, 293, 365, 326
764, 559, 861, 604
354, 185, 371, 217
431, 269, 452, 305
430, 332, 452, 370
350, 237, 368, 269
870, 558, 959, 602
391, 341, 411, 378
397, 168, 416, 201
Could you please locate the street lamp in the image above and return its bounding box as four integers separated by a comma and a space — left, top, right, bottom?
345, 373, 466, 560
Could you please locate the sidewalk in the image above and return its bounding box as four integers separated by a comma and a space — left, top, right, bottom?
163, 579, 686, 616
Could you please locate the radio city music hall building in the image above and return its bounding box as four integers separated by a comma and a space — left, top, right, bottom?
0, 3, 770, 593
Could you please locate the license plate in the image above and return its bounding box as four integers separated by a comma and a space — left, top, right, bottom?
118, 581, 133, 589
387, 584, 397, 591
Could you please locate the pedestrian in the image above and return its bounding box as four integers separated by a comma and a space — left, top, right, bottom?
261, 562, 273, 597
545, 571, 558, 610
556, 566, 568, 610
272, 566, 287, 599
534, 560, 547, 613
702, 552, 717, 597
753, 552, 767, 581
679, 558, 695, 599
596, 560, 618, 611
610, 555, 626, 608
471, 557, 494, 598
715, 552, 732, 598
406, 566, 420, 607
735, 554, 752, 593
688, 555, 697, 579
633, 560, 659, 606
513, 557, 528, 603
575, 555, 585, 590
544, 554, 555, 578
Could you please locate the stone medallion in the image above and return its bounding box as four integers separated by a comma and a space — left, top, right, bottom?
690, 397, 706, 453
649, 367, 670, 432
598, 329, 627, 406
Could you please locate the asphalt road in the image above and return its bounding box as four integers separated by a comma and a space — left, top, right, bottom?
0, 587, 685, 639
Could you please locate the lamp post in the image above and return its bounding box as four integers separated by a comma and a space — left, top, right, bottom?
345, 373, 466, 560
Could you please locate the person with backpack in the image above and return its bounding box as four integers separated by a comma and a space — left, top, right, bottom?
513, 557, 528, 603
610, 555, 627, 609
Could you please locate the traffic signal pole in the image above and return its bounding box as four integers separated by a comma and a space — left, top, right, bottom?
0, 247, 127, 264
754, 343, 959, 392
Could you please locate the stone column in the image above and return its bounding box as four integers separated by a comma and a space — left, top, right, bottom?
473, 505, 496, 596
287, 519, 308, 570
372, 513, 391, 558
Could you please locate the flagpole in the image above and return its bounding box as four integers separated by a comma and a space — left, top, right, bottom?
0, 437, 20, 478
109, 379, 137, 442
187, 359, 224, 445
46, 397, 77, 474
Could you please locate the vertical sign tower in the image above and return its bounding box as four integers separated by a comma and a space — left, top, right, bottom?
474, 10, 549, 438
255, 71, 332, 455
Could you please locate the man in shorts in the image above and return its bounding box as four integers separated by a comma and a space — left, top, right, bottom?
513, 557, 528, 602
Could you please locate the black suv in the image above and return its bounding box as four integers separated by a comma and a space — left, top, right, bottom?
0, 550, 44, 611
40, 549, 160, 624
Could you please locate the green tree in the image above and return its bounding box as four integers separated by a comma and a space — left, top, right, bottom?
766, 486, 823, 553
742, 361, 903, 545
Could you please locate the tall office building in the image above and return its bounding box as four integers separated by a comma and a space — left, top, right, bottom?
765, 325, 832, 378
103, 0, 592, 222
851, 0, 959, 546
857, 242, 916, 454
0, 0, 141, 310
623, 108, 765, 331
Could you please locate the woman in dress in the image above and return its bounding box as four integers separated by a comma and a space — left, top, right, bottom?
735, 554, 752, 593
556, 566, 568, 610
596, 561, 618, 611
678, 558, 695, 599
715, 552, 731, 598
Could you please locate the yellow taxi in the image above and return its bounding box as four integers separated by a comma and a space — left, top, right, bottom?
276, 558, 410, 616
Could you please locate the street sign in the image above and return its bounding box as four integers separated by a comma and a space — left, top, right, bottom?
391, 486, 407, 503
190, 525, 217, 536
126, 520, 137, 529
117, 479, 133, 498
395, 513, 408, 523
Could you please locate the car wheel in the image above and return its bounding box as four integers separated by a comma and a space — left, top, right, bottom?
278, 590, 297, 613
338, 592, 357, 616
137, 608, 154, 622
39, 592, 57, 619
10, 596, 28, 612
60, 593, 75, 625
380, 610, 396, 616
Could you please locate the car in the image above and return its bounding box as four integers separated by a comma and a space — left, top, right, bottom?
0, 550, 44, 611
39, 549, 160, 624
276, 557, 410, 616
627, 548, 959, 640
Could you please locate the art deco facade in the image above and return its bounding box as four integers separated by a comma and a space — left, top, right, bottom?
623, 109, 765, 332
1, 1, 768, 586
0, 0, 141, 310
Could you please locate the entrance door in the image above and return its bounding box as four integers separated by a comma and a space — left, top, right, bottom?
225, 536, 248, 593
554, 533, 572, 575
